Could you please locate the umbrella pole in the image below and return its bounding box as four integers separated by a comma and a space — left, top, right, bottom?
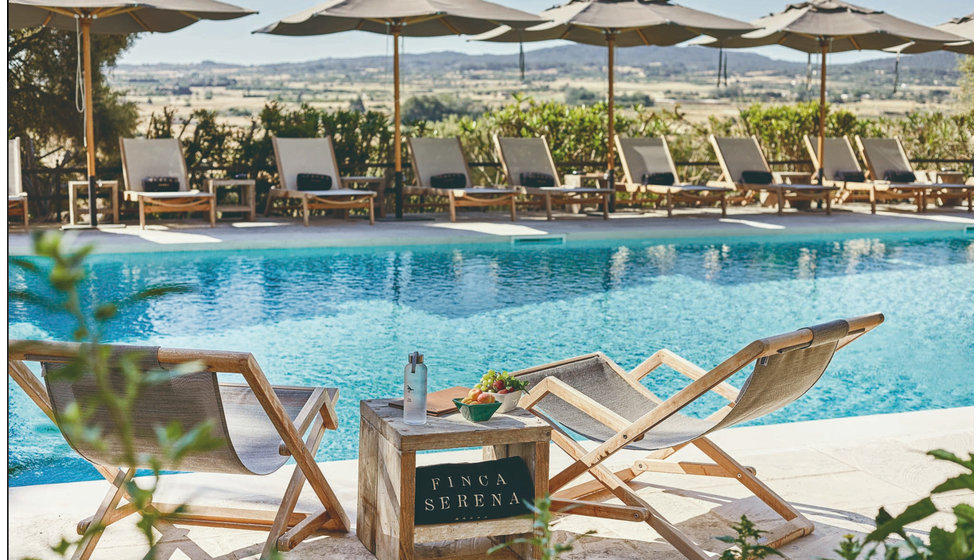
606, 33, 616, 210
81, 16, 99, 227
393, 26, 403, 219
817, 40, 827, 186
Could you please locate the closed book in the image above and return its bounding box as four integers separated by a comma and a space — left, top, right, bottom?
389, 386, 470, 416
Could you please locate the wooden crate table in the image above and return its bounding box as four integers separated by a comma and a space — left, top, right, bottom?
67, 180, 119, 225
358, 399, 551, 560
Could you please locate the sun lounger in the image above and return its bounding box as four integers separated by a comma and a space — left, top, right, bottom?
268, 136, 378, 226
407, 137, 518, 222
802, 135, 903, 211
494, 135, 611, 220
710, 135, 836, 214
119, 138, 217, 229
855, 136, 973, 213
7, 339, 349, 560
513, 312, 884, 559
8, 137, 28, 230
617, 135, 730, 217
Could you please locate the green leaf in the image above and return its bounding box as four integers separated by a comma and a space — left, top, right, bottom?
866, 499, 938, 542
94, 303, 118, 321
932, 473, 974, 494
927, 450, 974, 472
9, 257, 39, 272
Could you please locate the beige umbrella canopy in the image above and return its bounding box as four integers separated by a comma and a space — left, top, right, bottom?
890, 14, 974, 55
696, 0, 965, 184
471, 0, 754, 187
255, 0, 543, 219
8, 0, 257, 227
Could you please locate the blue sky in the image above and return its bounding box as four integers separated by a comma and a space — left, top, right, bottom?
118, 0, 974, 66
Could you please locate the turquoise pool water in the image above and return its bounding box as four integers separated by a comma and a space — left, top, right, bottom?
8, 230, 974, 486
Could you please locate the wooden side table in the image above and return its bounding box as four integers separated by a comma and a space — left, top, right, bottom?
208, 179, 256, 221
358, 399, 551, 560
68, 180, 119, 225
342, 176, 386, 218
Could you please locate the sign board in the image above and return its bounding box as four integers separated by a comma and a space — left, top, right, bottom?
414, 456, 534, 525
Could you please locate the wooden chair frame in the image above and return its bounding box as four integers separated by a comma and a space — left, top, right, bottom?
267, 136, 377, 226
709, 135, 836, 215
9, 137, 29, 231
616, 134, 729, 217
9, 195, 29, 231
493, 135, 611, 220
854, 136, 973, 214
512, 313, 884, 559
407, 137, 517, 223
8, 340, 350, 560
119, 138, 216, 230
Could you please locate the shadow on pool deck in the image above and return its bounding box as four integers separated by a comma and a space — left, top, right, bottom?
8, 407, 973, 560
8, 203, 973, 256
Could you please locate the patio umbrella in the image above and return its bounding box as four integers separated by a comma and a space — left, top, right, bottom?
695, 0, 964, 184
471, 0, 754, 189
255, 0, 543, 219
8, 0, 257, 227
889, 14, 974, 55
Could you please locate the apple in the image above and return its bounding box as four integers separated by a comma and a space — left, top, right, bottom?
493, 380, 505, 391
477, 392, 494, 404
467, 388, 481, 400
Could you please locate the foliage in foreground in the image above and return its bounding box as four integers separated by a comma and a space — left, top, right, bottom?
10, 231, 221, 559
712, 449, 973, 560
488, 495, 596, 560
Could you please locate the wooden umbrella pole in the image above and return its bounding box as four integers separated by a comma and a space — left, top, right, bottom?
817, 38, 827, 185
393, 24, 403, 218
606, 32, 616, 193
81, 15, 99, 226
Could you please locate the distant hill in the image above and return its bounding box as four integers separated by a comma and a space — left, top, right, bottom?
116, 44, 962, 77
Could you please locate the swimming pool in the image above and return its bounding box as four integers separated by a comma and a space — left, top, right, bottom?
8, 230, 974, 486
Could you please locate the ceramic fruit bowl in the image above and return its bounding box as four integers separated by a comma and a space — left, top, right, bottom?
488, 391, 522, 413
453, 398, 501, 422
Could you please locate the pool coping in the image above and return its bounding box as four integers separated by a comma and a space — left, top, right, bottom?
7, 205, 974, 256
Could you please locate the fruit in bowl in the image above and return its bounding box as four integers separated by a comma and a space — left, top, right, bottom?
453, 397, 501, 422
474, 370, 529, 413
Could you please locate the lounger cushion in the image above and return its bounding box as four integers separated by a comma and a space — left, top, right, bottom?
297, 173, 332, 191
519, 171, 556, 188
641, 172, 676, 186
142, 176, 181, 193
430, 173, 467, 189
834, 170, 865, 183
740, 170, 773, 185
883, 170, 916, 183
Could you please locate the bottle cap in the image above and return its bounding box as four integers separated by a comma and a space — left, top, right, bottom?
408, 352, 424, 365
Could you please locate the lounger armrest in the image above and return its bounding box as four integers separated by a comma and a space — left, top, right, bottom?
772, 171, 812, 185
208, 178, 255, 187
519, 376, 631, 432
629, 349, 740, 403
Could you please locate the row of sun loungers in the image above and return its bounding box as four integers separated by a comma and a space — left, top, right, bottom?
8, 312, 885, 559
8, 134, 972, 230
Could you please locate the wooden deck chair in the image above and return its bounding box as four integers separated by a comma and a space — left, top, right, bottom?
856, 136, 972, 213
8, 137, 28, 231
709, 135, 836, 215
493, 135, 611, 220
802, 135, 886, 208
120, 138, 216, 229
617, 135, 730, 217
407, 137, 518, 222
513, 313, 885, 560
268, 136, 377, 226
7, 340, 350, 560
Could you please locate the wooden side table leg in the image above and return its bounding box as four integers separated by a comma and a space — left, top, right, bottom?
111, 185, 119, 224
376, 436, 415, 560
357, 418, 379, 555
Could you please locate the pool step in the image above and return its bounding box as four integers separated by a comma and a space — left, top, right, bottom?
511, 234, 566, 246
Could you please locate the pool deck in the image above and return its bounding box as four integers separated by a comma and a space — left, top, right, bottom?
9, 407, 974, 559
8, 204, 973, 255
